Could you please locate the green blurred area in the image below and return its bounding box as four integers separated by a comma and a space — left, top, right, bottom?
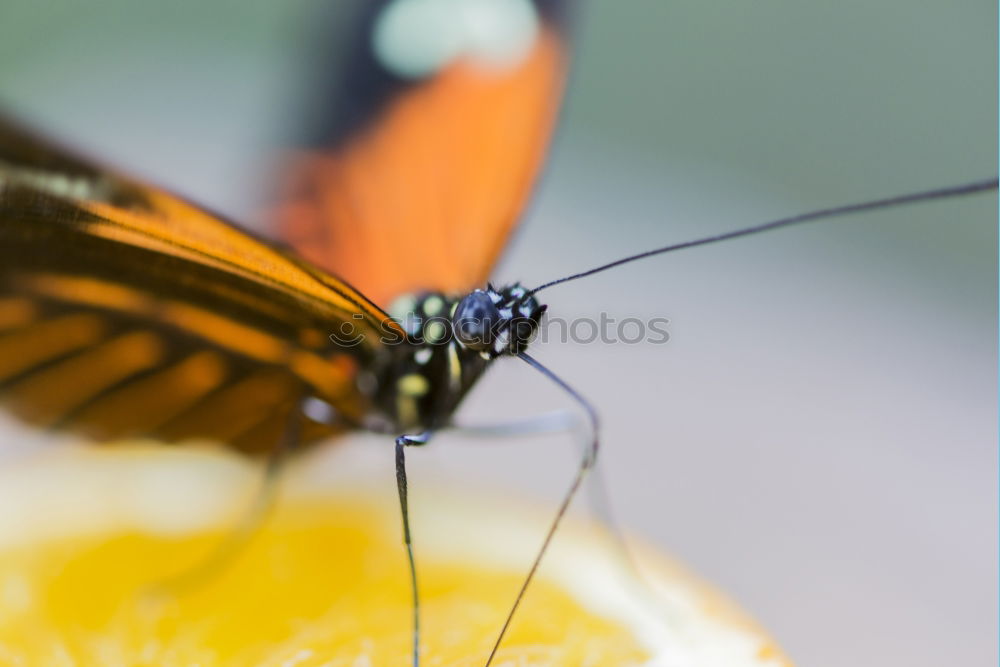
0, 1, 993, 319
0, 0, 994, 221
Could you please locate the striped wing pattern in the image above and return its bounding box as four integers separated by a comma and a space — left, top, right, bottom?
0, 119, 398, 454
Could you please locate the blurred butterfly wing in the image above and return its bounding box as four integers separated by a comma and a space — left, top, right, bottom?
271, 0, 573, 306
0, 118, 400, 454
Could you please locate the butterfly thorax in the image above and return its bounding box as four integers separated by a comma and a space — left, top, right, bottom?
362, 284, 546, 433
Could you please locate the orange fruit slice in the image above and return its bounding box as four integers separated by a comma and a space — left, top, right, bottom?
0, 443, 791, 666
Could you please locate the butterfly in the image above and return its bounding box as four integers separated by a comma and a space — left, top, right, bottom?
0, 1, 996, 667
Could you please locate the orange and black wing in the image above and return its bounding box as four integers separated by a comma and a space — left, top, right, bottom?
0, 117, 401, 454
270, 0, 573, 306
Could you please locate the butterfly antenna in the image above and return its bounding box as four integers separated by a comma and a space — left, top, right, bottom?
528, 178, 998, 295
485, 352, 598, 666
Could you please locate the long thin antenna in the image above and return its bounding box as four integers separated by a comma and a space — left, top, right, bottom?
485, 352, 598, 666
529, 178, 998, 295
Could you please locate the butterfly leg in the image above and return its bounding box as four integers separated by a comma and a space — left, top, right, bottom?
448, 410, 613, 520
447, 410, 617, 530
144, 402, 302, 598
447, 411, 644, 612
448, 410, 579, 438
395, 430, 432, 667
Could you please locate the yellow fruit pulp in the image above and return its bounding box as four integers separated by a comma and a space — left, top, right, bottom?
0, 445, 792, 667
0, 497, 650, 666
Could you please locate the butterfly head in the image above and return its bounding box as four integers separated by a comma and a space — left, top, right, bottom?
452, 284, 546, 359
371, 284, 547, 433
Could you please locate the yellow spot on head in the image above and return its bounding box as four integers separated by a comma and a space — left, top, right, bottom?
422, 295, 444, 316
447, 342, 462, 390
397, 374, 429, 396
424, 320, 447, 344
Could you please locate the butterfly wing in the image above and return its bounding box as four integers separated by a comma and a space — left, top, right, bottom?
0, 118, 401, 454
270, 0, 573, 306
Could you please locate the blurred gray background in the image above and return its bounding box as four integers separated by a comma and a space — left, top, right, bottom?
0, 2, 995, 666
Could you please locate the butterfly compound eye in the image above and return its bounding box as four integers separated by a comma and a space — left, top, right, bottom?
452, 291, 501, 351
